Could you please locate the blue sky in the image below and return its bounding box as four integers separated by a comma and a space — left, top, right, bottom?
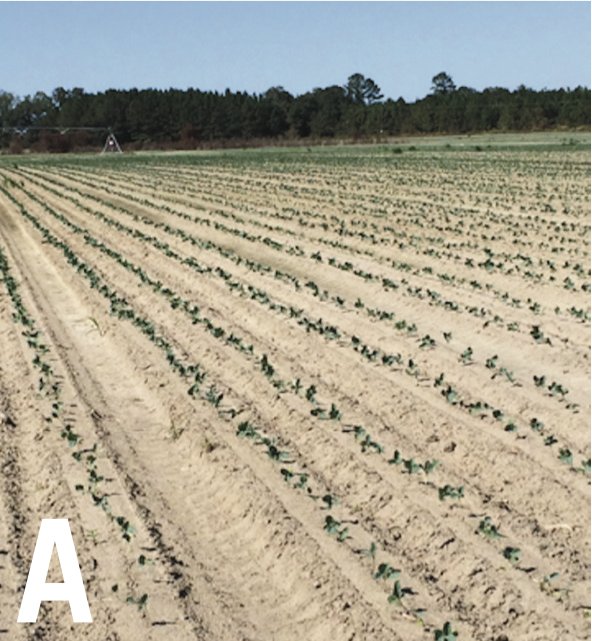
0, 2, 589, 102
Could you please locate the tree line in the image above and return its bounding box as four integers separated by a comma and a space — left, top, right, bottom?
0, 73, 589, 152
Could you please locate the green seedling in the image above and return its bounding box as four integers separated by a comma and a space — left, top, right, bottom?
187, 382, 201, 397
294, 474, 308, 490
459, 347, 473, 364
540, 573, 572, 601
478, 517, 500, 539
51, 402, 63, 419
359, 434, 372, 452
353, 426, 366, 441
329, 404, 342, 421
86, 530, 99, 545
126, 594, 148, 611
359, 435, 383, 454
138, 555, 153, 567
558, 448, 573, 465
435, 622, 458, 640
311, 407, 327, 419
206, 386, 223, 407
337, 528, 349, 542
468, 402, 486, 416
443, 332, 452, 343
280, 468, 294, 483
405, 359, 419, 376
442, 386, 459, 405
388, 580, 411, 605
60, 426, 80, 448
363, 542, 377, 559
438, 485, 464, 501
530, 418, 544, 432
237, 421, 259, 439
322, 494, 339, 510
88, 469, 104, 489
115, 517, 136, 542
422, 460, 440, 474
305, 385, 317, 403
91, 493, 110, 514
420, 335, 435, 349
485, 355, 498, 369
370, 441, 384, 454
498, 367, 515, 383
324, 515, 340, 535
502, 547, 521, 564
533, 376, 547, 387
539, 572, 560, 596
267, 444, 289, 461
530, 325, 551, 345
388, 450, 403, 465
434, 372, 445, 387
404, 459, 421, 474
504, 421, 517, 432
260, 354, 275, 378
548, 382, 569, 397
544, 435, 558, 446
375, 563, 400, 580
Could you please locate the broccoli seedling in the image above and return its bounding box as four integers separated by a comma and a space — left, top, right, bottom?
434, 622, 458, 640
388, 580, 411, 605
374, 563, 400, 580
438, 485, 464, 501
502, 547, 521, 564
459, 347, 473, 364
126, 594, 148, 611
423, 460, 440, 475
321, 494, 339, 510
388, 450, 403, 465
324, 515, 340, 535
305, 385, 317, 403
404, 459, 421, 474
478, 517, 500, 539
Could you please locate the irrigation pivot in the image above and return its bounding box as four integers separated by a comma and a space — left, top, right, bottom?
101, 132, 123, 154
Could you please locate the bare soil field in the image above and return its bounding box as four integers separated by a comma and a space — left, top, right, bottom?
0, 142, 589, 641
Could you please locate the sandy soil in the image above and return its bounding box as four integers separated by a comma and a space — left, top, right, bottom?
0, 148, 589, 641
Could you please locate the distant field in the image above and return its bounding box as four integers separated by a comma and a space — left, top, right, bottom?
381, 130, 591, 150
0, 141, 589, 641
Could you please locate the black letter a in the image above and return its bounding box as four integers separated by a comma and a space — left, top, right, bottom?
18, 519, 91, 623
